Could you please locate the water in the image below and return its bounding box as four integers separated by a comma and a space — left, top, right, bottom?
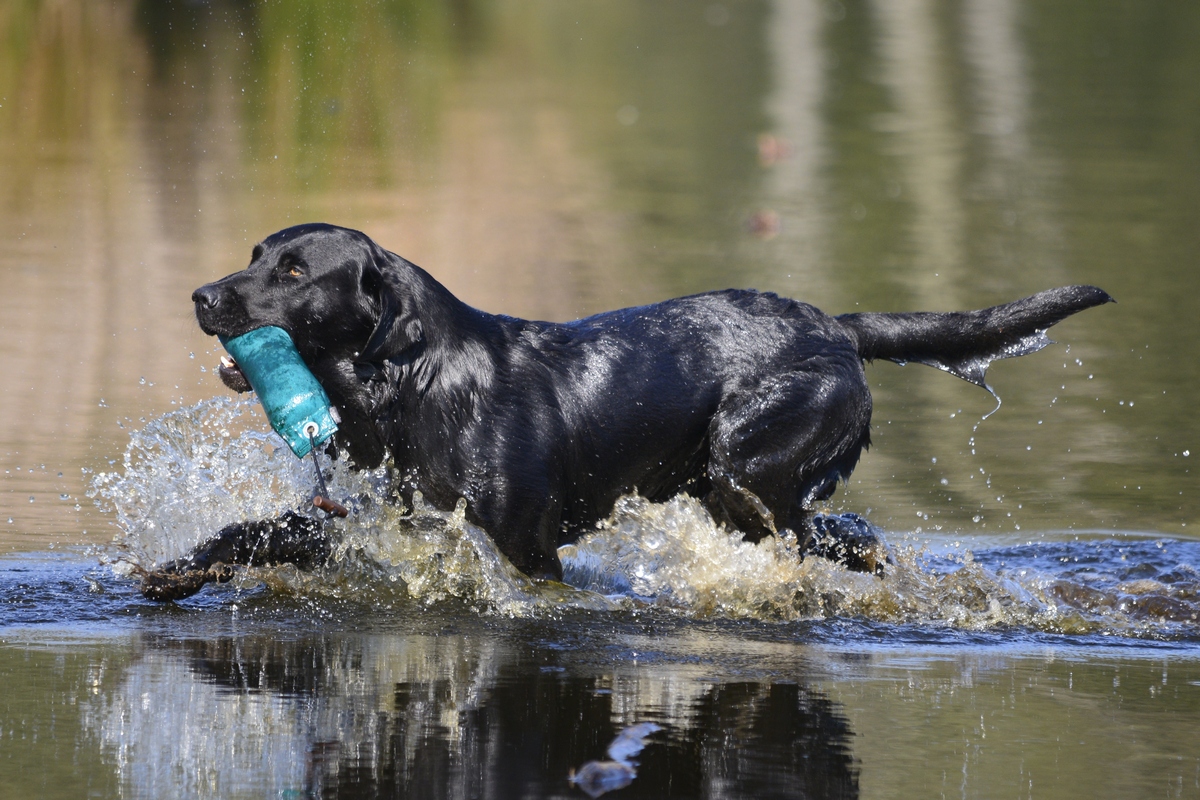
3, 1, 1200, 797
5, 548, 1200, 798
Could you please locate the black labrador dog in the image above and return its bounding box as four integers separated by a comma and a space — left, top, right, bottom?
140, 223, 1111, 600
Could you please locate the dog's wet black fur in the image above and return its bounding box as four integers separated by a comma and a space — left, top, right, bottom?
146, 223, 1111, 600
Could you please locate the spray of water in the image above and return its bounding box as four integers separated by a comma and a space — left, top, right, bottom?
89, 398, 604, 615
90, 399, 1198, 633
90, 397, 311, 566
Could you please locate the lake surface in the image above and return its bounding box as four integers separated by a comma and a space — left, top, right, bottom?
2, 1, 1199, 797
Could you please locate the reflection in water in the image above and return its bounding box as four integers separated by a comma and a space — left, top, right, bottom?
872, 0, 964, 300
758, 0, 830, 296
3, 564, 1198, 800
2, 551, 1199, 799
82, 629, 858, 799
569, 722, 662, 798
962, 0, 1049, 275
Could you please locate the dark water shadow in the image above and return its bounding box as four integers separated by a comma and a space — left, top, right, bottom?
138, 625, 859, 799
0, 554, 859, 799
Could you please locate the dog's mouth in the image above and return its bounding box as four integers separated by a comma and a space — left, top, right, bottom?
217, 355, 253, 393
195, 313, 220, 338
195, 309, 256, 341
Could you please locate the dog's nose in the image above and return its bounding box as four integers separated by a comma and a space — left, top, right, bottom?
192, 285, 222, 309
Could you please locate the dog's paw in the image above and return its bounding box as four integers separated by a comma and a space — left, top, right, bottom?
140, 563, 233, 602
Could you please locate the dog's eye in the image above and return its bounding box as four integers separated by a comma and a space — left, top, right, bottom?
278, 256, 304, 278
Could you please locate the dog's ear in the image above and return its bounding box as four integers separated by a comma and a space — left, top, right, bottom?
356, 249, 425, 364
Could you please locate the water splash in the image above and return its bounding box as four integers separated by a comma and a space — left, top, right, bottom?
567, 498, 1199, 634
89, 399, 1199, 635
89, 397, 312, 567
89, 398, 602, 615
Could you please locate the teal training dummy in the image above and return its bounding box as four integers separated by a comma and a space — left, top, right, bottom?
220, 326, 348, 517
220, 326, 339, 458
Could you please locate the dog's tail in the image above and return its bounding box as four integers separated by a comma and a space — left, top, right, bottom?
836, 285, 1113, 388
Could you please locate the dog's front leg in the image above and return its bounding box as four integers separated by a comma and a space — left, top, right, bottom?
140, 511, 331, 601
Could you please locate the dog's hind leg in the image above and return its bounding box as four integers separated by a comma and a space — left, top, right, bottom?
140, 511, 331, 601
805, 512, 888, 575
706, 364, 880, 571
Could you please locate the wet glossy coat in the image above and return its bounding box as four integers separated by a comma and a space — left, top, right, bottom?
192, 223, 1112, 578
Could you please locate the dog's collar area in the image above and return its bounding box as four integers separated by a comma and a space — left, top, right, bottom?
358, 295, 398, 364
353, 362, 387, 383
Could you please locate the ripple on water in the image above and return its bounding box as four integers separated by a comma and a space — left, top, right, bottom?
81, 399, 1200, 638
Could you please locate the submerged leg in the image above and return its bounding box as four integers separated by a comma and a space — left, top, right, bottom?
140, 511, 331, 601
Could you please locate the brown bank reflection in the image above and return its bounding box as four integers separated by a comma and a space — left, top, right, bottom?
0, 0, 773, 549
78, 629, 858, 799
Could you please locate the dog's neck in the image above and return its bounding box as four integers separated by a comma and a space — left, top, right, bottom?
322, 268, 506, 470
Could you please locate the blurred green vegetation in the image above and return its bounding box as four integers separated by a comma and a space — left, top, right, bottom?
1, 0, 773, 284
136, 0, 463, 190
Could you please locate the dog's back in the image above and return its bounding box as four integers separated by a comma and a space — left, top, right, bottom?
523, 284, 1114, 551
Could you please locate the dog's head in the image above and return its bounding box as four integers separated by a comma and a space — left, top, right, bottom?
193, 223, 432, 468
192, 223, 425, 366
